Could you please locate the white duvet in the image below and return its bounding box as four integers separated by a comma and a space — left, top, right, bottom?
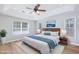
23, 34, 60, 54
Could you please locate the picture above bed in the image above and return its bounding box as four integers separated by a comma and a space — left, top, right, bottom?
46, 20, 56, 28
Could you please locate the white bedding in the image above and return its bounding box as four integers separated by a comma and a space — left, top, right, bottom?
23, 34, 60, 54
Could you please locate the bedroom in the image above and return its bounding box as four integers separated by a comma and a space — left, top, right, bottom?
0, 4, 79, 54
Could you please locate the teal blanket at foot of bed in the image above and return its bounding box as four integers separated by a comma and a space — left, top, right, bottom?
28, 35, 57, 49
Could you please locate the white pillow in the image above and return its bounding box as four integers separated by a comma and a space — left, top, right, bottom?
51, 32, 59, 36
41, 31, 45, 34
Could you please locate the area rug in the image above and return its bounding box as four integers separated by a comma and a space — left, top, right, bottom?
51, 45, 64, 54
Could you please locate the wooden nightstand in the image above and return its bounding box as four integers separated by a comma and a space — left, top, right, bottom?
59, 37, 68, 45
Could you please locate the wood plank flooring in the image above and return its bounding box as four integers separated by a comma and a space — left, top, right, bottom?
0, 42, 25, 54
0, 41, 79, 54
63, 45, 79, 54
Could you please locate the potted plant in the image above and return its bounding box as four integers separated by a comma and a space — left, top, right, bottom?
0, 30, 7, 38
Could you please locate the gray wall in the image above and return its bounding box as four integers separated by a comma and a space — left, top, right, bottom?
76, 13, 79, 44
0, 14, 37, 37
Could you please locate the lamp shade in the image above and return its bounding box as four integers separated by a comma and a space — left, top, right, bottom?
60, 29, 67, 36
37, 29, 41, 33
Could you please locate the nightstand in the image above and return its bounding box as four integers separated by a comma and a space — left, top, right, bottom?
59, 36, 68, 45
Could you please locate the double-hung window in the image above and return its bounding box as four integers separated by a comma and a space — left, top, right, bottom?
13, 21, 29, 34
13, 21, 21, 32
22, 22, 28, 31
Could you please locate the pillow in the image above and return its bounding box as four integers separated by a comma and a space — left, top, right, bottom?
42, 31, 51, 35
51, 32, 59, 36
41, 31, 59, 36
41, 31, 45, 34
44, 32, 51, 35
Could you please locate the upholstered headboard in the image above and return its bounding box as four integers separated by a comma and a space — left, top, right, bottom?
42, 28, 60, 36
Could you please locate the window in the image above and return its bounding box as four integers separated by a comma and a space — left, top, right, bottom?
13, 21, 21, 31
22, 22, 28, 31
13, 21, 29, 34
65, 17, 76, 40
65, 18, 76, 36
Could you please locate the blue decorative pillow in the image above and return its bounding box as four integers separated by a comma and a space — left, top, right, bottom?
44, 32, 51, 35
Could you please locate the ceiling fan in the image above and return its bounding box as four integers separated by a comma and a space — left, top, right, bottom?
24, 4, 46, 15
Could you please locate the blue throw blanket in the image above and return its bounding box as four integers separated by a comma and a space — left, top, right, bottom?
28, 35, 57, 49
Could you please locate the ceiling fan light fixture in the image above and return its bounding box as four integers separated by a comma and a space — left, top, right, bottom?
26, 4, 46, 15
36, 11, 40, 15
32, 11, 36, 15
32, 11, 40, 15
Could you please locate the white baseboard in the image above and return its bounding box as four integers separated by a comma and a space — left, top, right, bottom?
70, 42, 79, 46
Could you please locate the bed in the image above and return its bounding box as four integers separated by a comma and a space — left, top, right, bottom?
23, 28, 60, 54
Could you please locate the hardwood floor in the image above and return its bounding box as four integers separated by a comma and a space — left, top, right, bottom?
63, 45, 79, 54
0, 41, 79, 54
0, 42, 25, 54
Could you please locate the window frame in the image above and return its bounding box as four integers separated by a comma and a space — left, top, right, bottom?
12, 21, 29, 35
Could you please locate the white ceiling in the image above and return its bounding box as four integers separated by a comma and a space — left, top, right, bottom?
0, 4, 79, 20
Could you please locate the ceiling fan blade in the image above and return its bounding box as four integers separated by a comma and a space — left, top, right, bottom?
38, 9, 46, 12
26, 7, 33, 10
36, 4, 40, 8
34, 4, 40, 10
